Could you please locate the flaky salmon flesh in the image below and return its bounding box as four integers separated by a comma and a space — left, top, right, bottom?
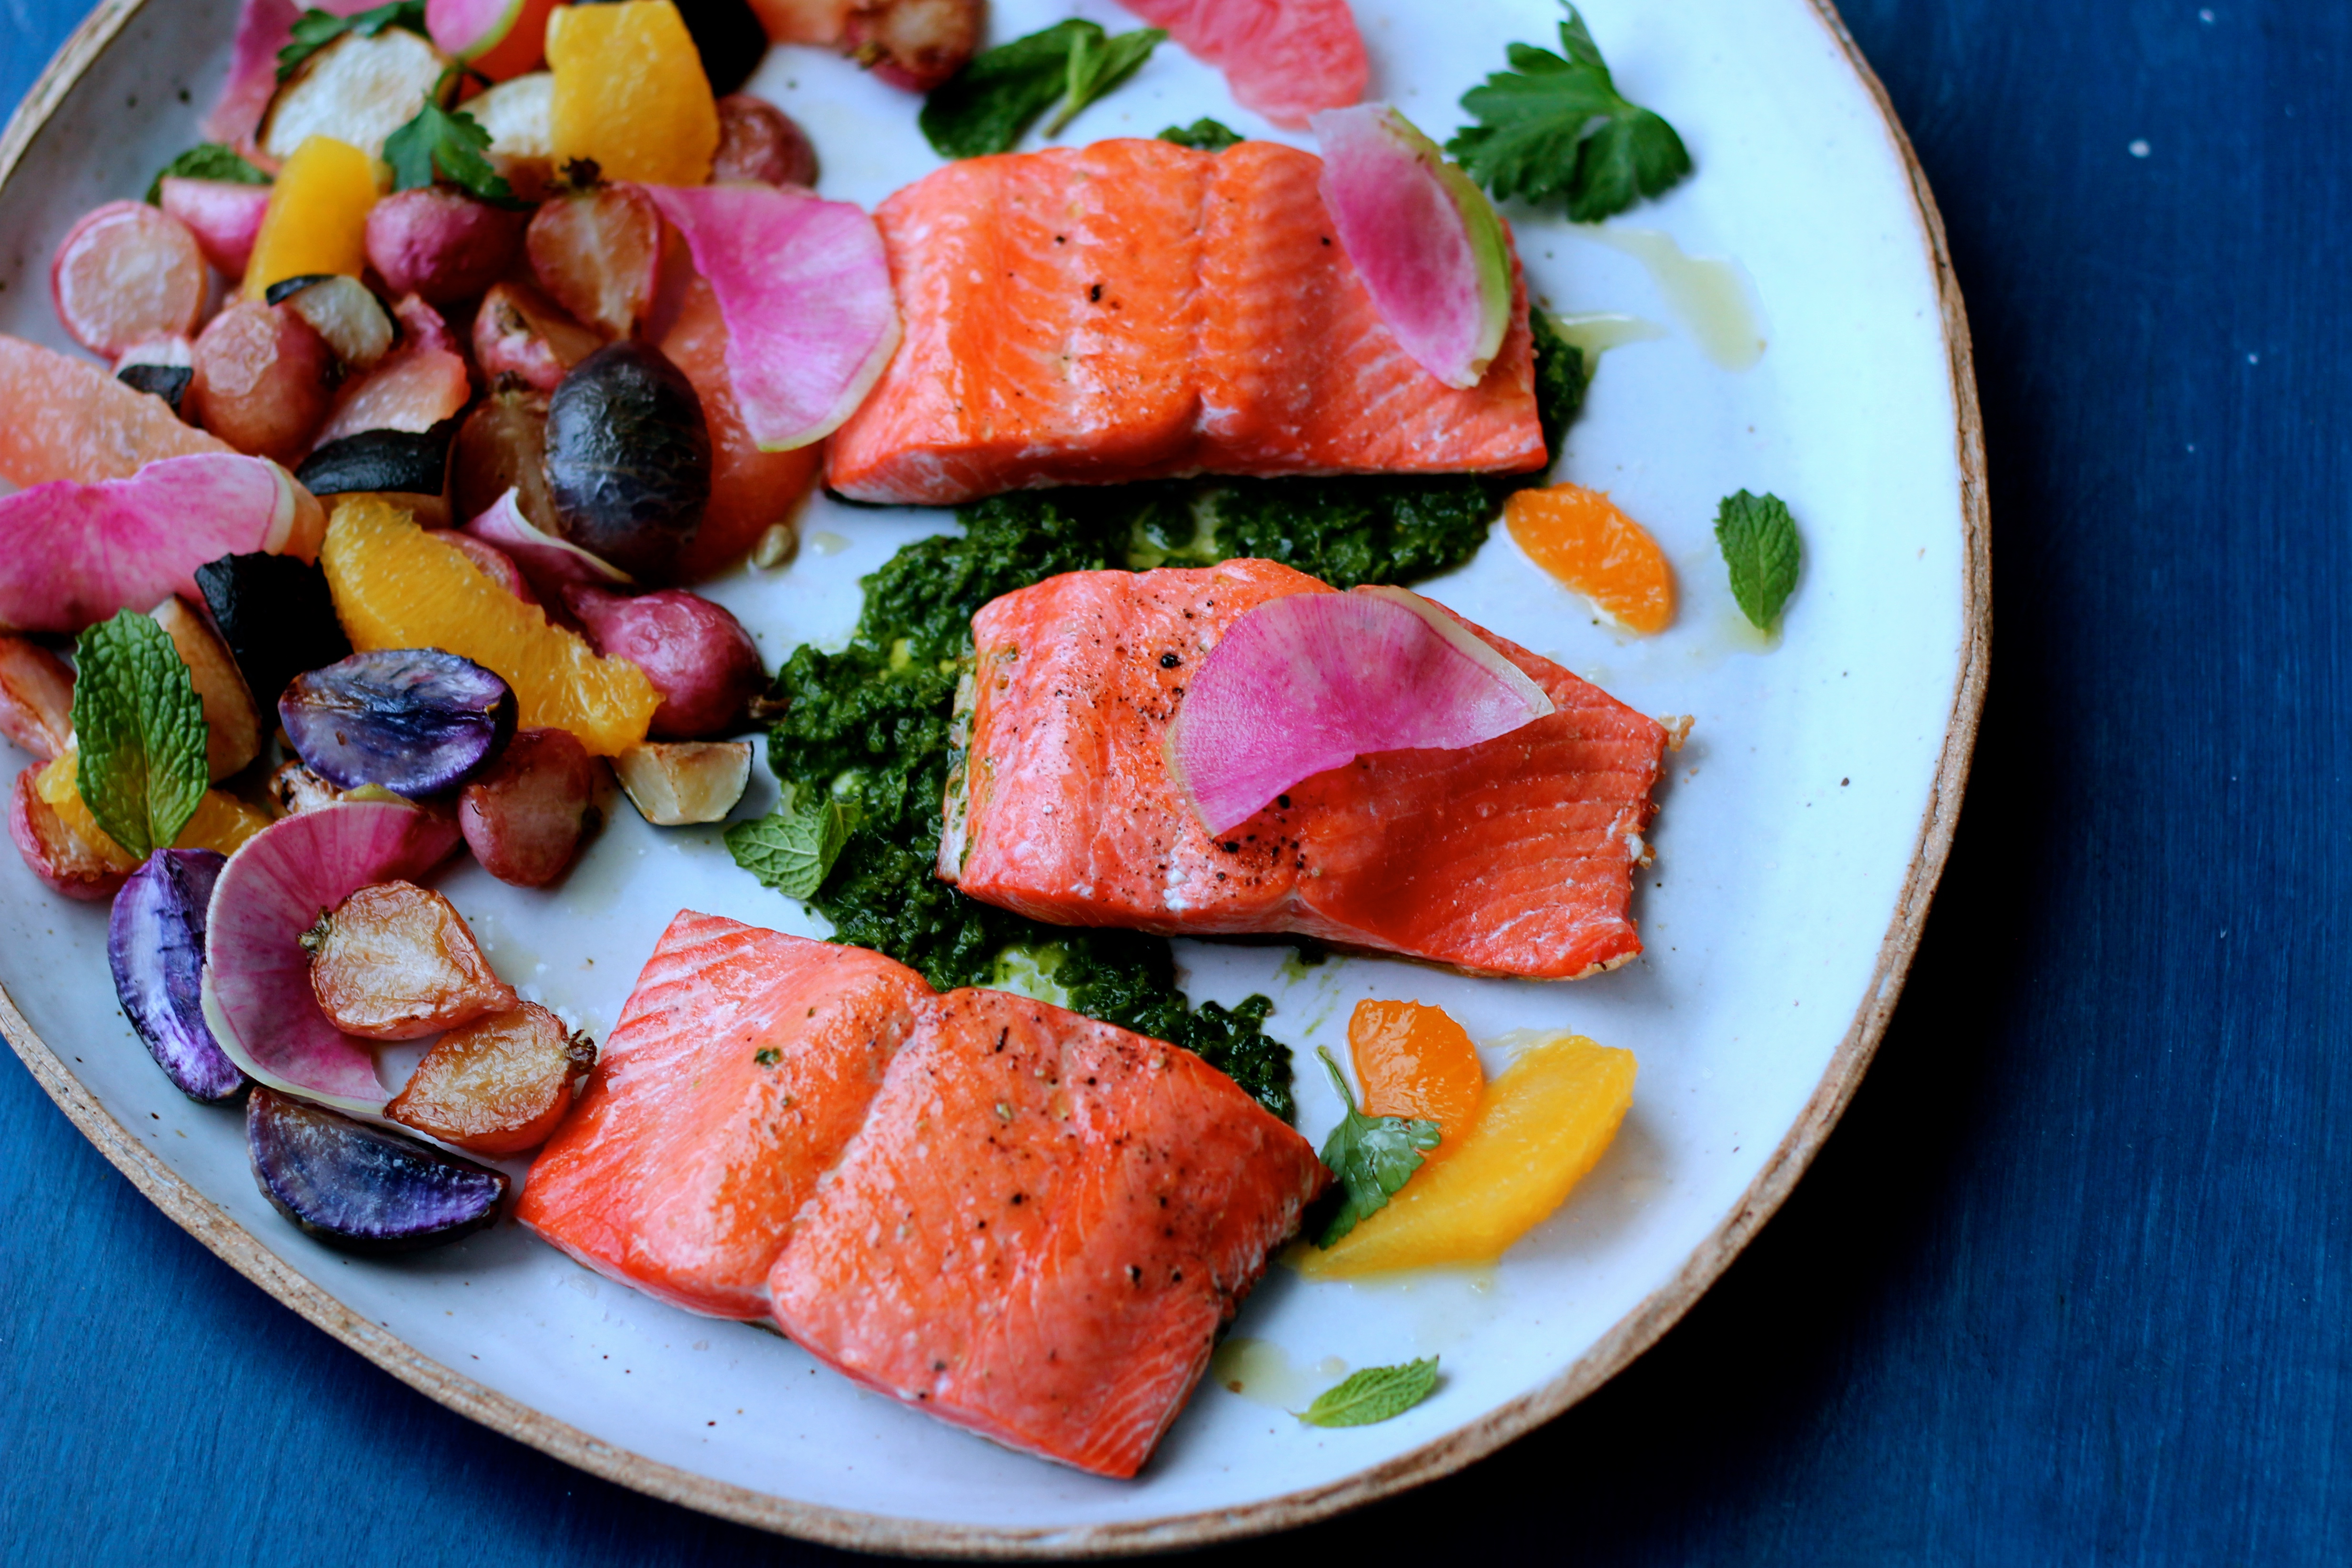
825, 138, 1545, 506
941, 561, 1670, 980
520, 911, 1327, 1477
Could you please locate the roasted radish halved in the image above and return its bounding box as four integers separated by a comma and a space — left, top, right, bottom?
304, 879, 518, 1041
457, 725, 602, 886
386, 1001, 595, 1155
266, 273, 395, 370
565, 584, 761, 739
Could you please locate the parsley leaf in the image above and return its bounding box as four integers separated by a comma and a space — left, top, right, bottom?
383, 91, 515, 203
1298, 1357, 1441, 1427
1714, 490, 1801, 629
277, 1, 428, 82
1313, 1047, 1440, 1246
725, 782, 859, 899
143, 144, 269, 205
1446, 4, 1692, 222
920, 20, 1164, 158
1159, 118, 1244, 152
70, 611, 209, 859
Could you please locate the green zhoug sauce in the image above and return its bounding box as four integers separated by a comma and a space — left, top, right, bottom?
744, 316, 1590, 1122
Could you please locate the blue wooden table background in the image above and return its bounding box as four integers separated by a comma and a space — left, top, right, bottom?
3, 2, 2345, 1562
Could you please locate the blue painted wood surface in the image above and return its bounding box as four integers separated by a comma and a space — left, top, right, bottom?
3, 2, 2345, 1561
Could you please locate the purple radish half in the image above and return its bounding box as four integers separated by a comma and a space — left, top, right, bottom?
280, 648, 517, 795
109, 848, 246, 1103
247, 1086, 507, 1253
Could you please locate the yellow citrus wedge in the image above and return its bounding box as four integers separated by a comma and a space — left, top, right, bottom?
546, 1, 719, 185
37, 749, 270, 869
244, 134, 380, 301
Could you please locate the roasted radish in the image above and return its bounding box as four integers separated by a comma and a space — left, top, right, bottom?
51, 201, 208, 358
526, 185, 664, 339
187, 300, 336, 465
159, 176, 272, 280
313, 296, 472, 446
712, 93, 819, 186
469, 281, 599, 393
247, 1086, 508, 1254
564, 585, 762, 739
304, 879, 518, 1040
267, 273, 395, 369
845, 0, 982, 93
365, 188, 528, 304
387, 1001, 594, 1154
9, 765, 128, 901
0, 636, 76, 760
545, 341, 711, 581
457, 725, 601, 886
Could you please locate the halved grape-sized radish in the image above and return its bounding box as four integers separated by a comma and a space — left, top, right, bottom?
189, 300, 338, 466
159, 177, 272, 280
247, 1085, 508, 1253
110, 849, 247, 1103
364, 187, 526, 304
114, 335, 196, 414
527, 185, 665, 340
312, 297, 473, 447
50, 201, 209, 359
280, 649, 517, 796
1310, 105, 1514, 390
0, 453, 302, 635
471, 281, 600, 393
9, 764, 128, 901
265, 273, 394, 369
563, 583, 761, 738
304, 879, 517, 1040
712, 93, 817, 187
465, 485, 630, 603
640, 183, 900, 451
202, 799, 463, 1114
1165, 586, 1556, 836
0, 635, 75, 760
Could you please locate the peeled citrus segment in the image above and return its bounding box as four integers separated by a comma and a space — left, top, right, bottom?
545, 0, 720, 185
202, 799, 464, 1115
322, 495, 660, 755
0, 334, 232, 487
1166, 584, 1555, 836
36, 749, 271, 873
1299, 1033, 1635, 1278
1504, 483, 1677, 636
244, 134, 380, 301
1349, 999, 1484, 1155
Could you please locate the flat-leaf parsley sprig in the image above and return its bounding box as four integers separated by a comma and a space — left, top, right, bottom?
1447, 3, 1692, 223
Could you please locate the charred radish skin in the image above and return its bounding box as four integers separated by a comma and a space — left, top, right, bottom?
305, 879, 520, 1041
387, 1001, 595, 1155
545, 341, 711, 582
279, 648, 518, 796
247, 1086, 509, 1254
194, 551, 353, 718
458, 726, 603, 886
109, 848, 246, 1103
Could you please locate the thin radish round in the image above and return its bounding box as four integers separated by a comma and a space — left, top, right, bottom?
50, 201, 208, 358
1165, 585, 1555, 836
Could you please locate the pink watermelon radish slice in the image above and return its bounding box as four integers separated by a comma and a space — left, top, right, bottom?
425, 0, 558, 81
1165, 585, 1555, 835
1117, 0, 1367, 129
464, 486, 633, 601
638, 184, 900, 452
202, 800, 464, 1115
205, 0, 387, 148
159, 177, 273, 279
1312, 104, 1514, 390
0, 454, 302, 634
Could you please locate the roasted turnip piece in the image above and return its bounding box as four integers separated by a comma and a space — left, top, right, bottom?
613, 740, 750, 826
188, 300, 337, 465
456, 71, 555, 199
295, 426, 457, 527
470, 281, 600, 395
194, 551, 352, 716
109, 848, 245, 1102
9, 765, 128, 900
546, 341, 711, 581
150, 595, 262, 781
114, 335, 196, 413
712, 93, 818, 186
304, 879, 518, 1040
457, 726, 599, 886
526, 185, 664, 339
267, 273, 395, 370
0, 636, 75, 760
262, 28, 453, 163
465, 487, 629, 603
159, 176, 271, 280
281, 648, 517, 795
365, 188, 527, 304
247, 1086, 508, 1254
564, 585, 760, 738
386, 1001, 593, 1155
51, 200, 208, 358
845, 0, 981, 92
267, 759, 347, 817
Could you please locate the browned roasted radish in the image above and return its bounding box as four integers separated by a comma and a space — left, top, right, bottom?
845, 0, 981, 92
457, 726, 601, 887
188, 300, 336, 465
712, 94, 818, 186
365, 188, 528, 304
304, 880, 518, 1041
526, 185, 664, 338
386, 1001, 595, 1156
470, 280, 599, 393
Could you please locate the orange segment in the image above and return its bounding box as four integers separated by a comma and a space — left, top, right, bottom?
37, 749, 269, 870
1504, 483, 1676, 635
321, 496, 660, 755
0, 335, 232, 487
546, 1, 720, 185
244, 135, 381, 301
1349, 999, 1484, 1158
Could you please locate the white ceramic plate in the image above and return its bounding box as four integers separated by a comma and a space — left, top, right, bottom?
0, 0, 1984, 1552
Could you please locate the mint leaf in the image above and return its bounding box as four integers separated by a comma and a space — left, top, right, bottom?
1314, 1047, 1441, 1247
143, 144, 269, 205
1159, 118, 1243, 152
1299, 1357, 1441, 1427
70, 611, 209, 859
921, 20, 1100, 159
384, 94, 514, 203
277, 1, 428, 82
1714, 489, 1801, 629
1047, 27, 1164, 135
1446, 4, 1692, 222
725, 783, 858, 899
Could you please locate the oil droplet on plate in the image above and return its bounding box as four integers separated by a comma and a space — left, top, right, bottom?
1550, 311, 1669, 363
1576, 226, 1767, 371
1210, 1337, 1347, 1410
808, 530, 851, 557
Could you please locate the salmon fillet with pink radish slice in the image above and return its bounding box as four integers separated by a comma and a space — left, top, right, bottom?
824, 139, 1543, 506
516, 912, 930, 1319
940, 561, 1670, 981
767, 985, 1328, 1478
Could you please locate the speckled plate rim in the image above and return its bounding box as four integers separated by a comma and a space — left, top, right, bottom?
0, 0, 1988, 1554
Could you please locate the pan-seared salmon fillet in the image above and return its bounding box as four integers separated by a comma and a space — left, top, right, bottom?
941, 562, 1669, 980
767, 986, 1329, 1478
517, 911, 929, 1319
825, 139, 1544, 506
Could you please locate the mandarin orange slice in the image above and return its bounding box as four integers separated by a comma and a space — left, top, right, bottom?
244, 135, 380, 301
546, 1, 720, 185
1504, 482, 1676, 635
1349, 999, 1484, 1159
36, 749, 270, 870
